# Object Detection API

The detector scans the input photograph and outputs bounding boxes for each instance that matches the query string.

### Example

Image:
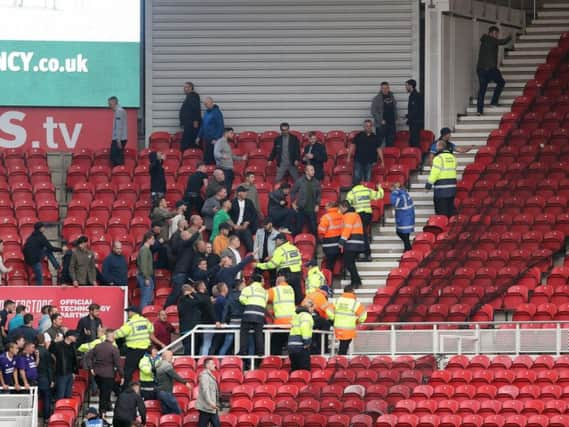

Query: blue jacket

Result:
[198,105,224,142]
[102,253,128,286]
[390,188,415,233]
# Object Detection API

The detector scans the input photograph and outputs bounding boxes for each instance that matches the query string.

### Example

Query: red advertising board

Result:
[0,286,127,329]
[0,107,138,151]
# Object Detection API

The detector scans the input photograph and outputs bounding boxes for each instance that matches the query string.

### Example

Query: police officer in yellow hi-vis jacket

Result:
[115,306,157,388]
[426,140,457,217]
[305,260,327,295]
[287,299,315,371]
[256,233,303,304]
[346,179,384,262]
[238,274,268,358]
[326,286,367,355]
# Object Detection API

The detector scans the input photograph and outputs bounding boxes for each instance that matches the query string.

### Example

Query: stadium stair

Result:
[348,1,569,305]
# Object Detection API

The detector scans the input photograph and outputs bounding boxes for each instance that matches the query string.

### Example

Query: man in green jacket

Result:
[137,232,155,311]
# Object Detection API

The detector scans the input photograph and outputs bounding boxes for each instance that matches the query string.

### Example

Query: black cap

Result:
[236,186,248,193]
[273,233,288,241]
[75,235,88,245]
[34,222,44,231]
[305,260,318,267]
[251,273,264,283]
[124,306,141,314]
[175,200,186,208]
[86,407,98,415]
[440,127,452,136]
[65,330,79,338]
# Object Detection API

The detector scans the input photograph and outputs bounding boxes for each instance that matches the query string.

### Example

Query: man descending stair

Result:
[318,201,344,272]
[427,128,473,165]
[326,286,367,355]
[346,180,384,262]
[425,141,457,218]
[390,182,415,252]
[338,201,364,288]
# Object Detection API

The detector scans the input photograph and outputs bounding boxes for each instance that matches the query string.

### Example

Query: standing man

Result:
[338,201,364,288]
[391,182,415,252]
[112,382,146,427]
[214,127,247,193]
[108,96,128,167]
[291,164,321,237]
[428,127,473,165]
[202,187,227,232]
[76,303,103,346]
[256,234,303,304]
[287,299,314,371]
[198,97,224,165]
[269,122,301,182]
[305,260,328,295]
[156,350,192,415]
[149,152,167,206]
[239,171,262,217]
[476,26,512,115]
[16,341,38,388]
[69,236,97,286]
[179,82,201,151]
[268,183,295,232]
[138,347,160,400]
[348,120,384,185]
[102,241,128,286]
[326,286,367,355]
[85,329,123,417]
[137,232,156,311]
[0,300,15,342]
[346,181,384,262]
[230,186,258,252]
[238,274,268,359]
[253,218,278,262]
[371,82,398,147]
[185,162,208,215]
[115,306,155,388]
[302,131,328,181]
[23,222,61,286]
[405,79,424,148]
[426,140,457,217]
[169,201,187,239]
[205,169,226,199]
[196,358,221,427]
[267,276,296,355]
[44,312,65,348]
[50,330,79,399]
[318,202,343,272]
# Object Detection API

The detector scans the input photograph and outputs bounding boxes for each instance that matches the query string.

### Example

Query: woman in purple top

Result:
[16,342,38,387]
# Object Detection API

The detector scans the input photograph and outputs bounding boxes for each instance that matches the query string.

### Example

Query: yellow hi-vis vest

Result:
[257,241,302,273]
[287,310,314,352]
[305,266,327,294]
[272,284,296,323]
[326,294,367,340]
[239,281,268,323]
[115,313,153,350]
[138,353,159,383]
[426,151,457,198]
[77,337,118,353]
[346,184,384,214]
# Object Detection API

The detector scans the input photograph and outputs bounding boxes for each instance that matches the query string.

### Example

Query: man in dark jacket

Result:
[149,151,166,206]
[156,350,192,414]
[476,26,512,115]
[214,254,254,292]
[269,122,301,182]
[371,81,398,147]
[198,97,224,165]
[230,186,258,252]
[291,164,321,236]
[268,183,295,231]
[179,82,201,151]
[23,222,61,286]
[178,284,202,355]
[69,235,97,286]
[102,241,128,286]
[302,131,328,181]
[112,382,146,427]
[50,330,78,399]
[76,304,103,346]
[405,79,424,148]
[185,162,208,215]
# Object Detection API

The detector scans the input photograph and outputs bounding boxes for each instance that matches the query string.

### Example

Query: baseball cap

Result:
[440,127,452,136]
[86,407,98,415]
[124,306,141,315]
[272,233,288,241]
[236,186,248,193]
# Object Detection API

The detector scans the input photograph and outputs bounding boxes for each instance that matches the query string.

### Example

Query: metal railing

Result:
[0,387,38,427]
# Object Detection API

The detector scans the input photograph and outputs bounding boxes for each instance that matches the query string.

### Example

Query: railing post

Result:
[390,324,396,357]
[475,324,481,355]
[264,329,271,356]
[433,324,439,356]
[515,323,521,355]
[556,323,562,356]
[191,331,196,356]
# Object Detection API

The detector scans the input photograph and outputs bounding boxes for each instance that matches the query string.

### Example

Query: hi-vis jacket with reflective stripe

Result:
[318,207,343,250]
[339,211,365,253]
[138,352,160,383]
[305,266,327,294]
[256,241,302,273]
[303,288,331,320]
[239,281,268,324]
[346,184,384,214]
[425,151,457,198]
[326,293,367,340]
[267,282,296,325]
[115,314,154,350]
[390,188,415,233]
[287,307,314,353]
[77,336,118,353]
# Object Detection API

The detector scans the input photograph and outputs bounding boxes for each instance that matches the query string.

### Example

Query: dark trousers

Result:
[203,140,215,165]
[222,169,234,194]
[113,419,132,427]
[55,374,73,399]
[477,68,505,113]
[96,376,115,414]
[434,196,456,218]
[295,210,317,236]
[270,331,289,355]
[239,321,264,356]
[181,124,199,151]
[123,348,146,388]
[377,122,396,147]
[38,377,52,419]
[359,212,372,257]
[312,316,332,354]
[343,251,362,286]
[198,410,221,427]
[323,247,340,272]
[397,231,412,251]
[338,339,352,355]
[408,121,423,148]
[164,273,187,308]
[353,161,373,185]
[110,140,127,167]
[185,194,205,217]
[234,228,254,252]
[289,350,311,372]
[270,207,296,230]
[285,271,303,304]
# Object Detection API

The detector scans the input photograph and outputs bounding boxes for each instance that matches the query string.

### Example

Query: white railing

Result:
[0,387,37,427]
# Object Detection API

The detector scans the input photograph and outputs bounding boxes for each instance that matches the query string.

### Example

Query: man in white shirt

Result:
[108,96,128,167]
[169,201,188,239]
[230,186,257,252]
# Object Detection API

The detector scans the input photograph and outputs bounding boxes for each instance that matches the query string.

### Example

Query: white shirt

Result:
[169,213,184,238]
[229,247,242,279]
[236,199,246,225]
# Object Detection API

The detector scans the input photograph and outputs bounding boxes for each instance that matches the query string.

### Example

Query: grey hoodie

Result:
[371,91,398,127]
[214,137,241,170]
[155,359,186,393]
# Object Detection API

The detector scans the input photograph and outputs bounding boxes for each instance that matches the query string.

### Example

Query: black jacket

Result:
[149,152,166,194]
[268,189,289,215]
[214,255,254,291]
[178,293,202,332]
[223,290,245,323]
[477,34,511,70]
[23,230,61,266]
[407,90,424,124]
[179,92,201,127]
[113,387,146,424]
[76,315,103,346]
[230,198,258,230]
[269,135,301,166]
[172,232,201,275]
[302,143,328,180]
[196,293,216,325]
[49,340,78,376]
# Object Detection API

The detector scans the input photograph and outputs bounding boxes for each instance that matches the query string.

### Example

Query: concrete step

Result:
[533,18,569,24]
[513,41,558,49]
[454,123,501,131]
[500,65,540,72]
[542,2,569,9]
[519,34,564,41]
[466,106,510,115]
[469,98,516,106]
[502,57,548,65]
[507,50,549,57]
[526,25,569,34]
[458,114,502,123]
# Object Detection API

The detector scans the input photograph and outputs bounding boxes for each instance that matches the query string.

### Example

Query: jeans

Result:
[32,263,44,286]
[123,348,146,388]
[295,210,317,237]
[157,390,182,415]
[198,410,220,427]
[38,377,52,419]
[137,274,154,311]
[477,68,505,113]
[222,169,234,194]
[200,332,214,355]
[218,329,255,356]
[239,322,264,356]
[164,273,187,308]
[203,140,216,165]
[353,161,372,185]
[32,250,61,286]
[55,374,73,399]
[269,207,296,230]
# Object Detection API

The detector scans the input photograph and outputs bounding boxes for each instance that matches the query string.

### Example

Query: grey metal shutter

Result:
[146,0,419,134]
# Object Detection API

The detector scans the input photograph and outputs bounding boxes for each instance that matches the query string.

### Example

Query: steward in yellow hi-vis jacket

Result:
[326,286,367,355]
[426,140,457,218]
[238,274,268,357]
[287,299,315,371]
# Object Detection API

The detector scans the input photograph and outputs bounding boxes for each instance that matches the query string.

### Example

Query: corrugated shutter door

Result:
[146,0,419,134]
